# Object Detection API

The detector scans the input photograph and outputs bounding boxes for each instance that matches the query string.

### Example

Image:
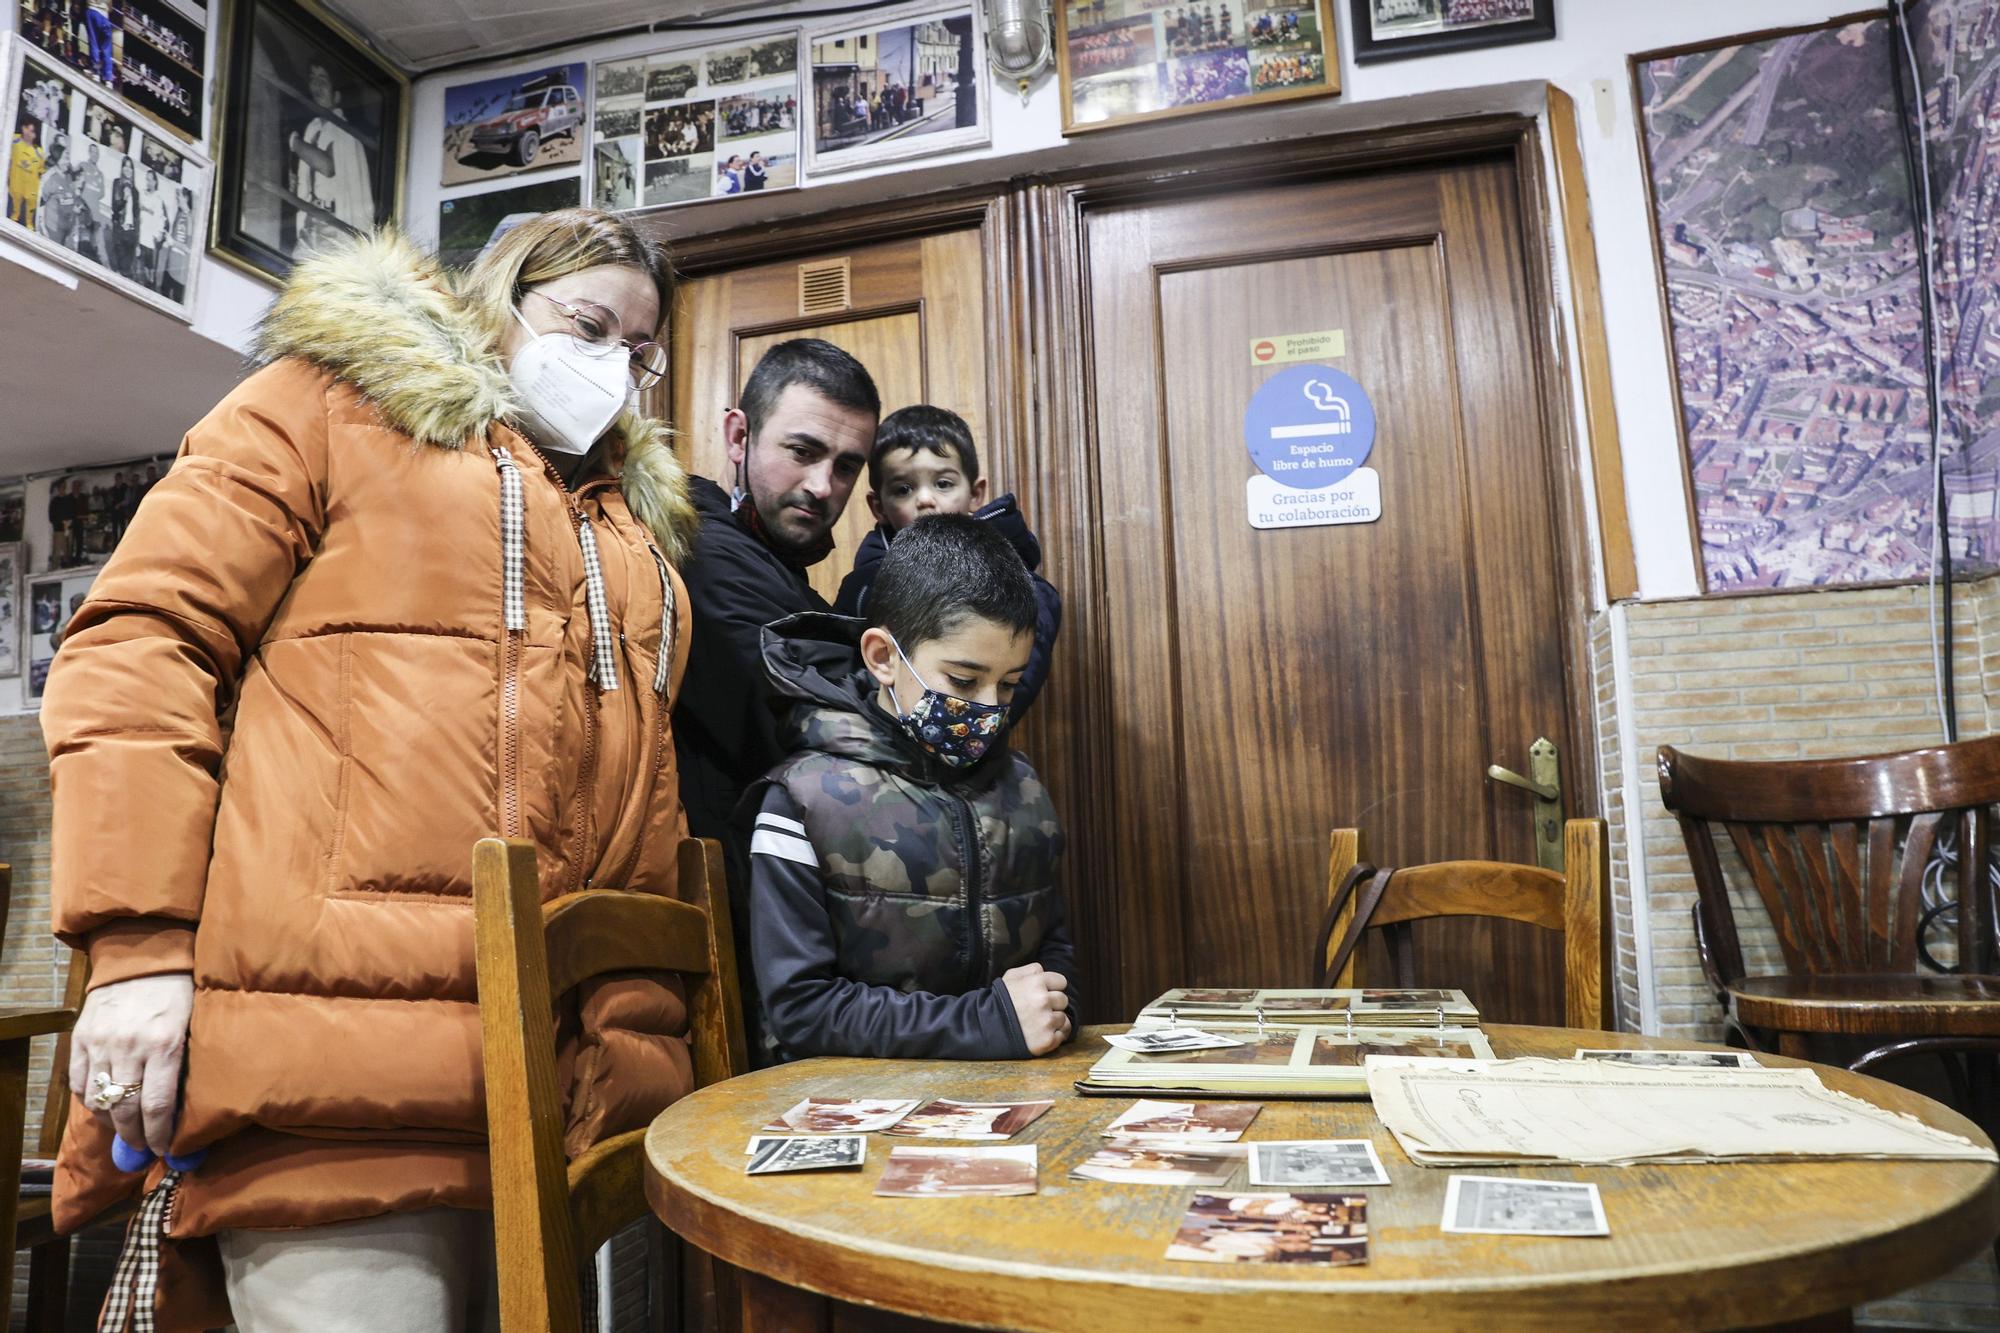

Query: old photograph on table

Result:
[1249,1140,1392,1187]
[881,1098,1053,1140]
[804,1,987,177]
[439,62,585,185]
[16,0,208,141]
[761,1096,919,1134]
[746,1134,866,1174]
[1071,1141,1243,1187]
[1103,1099,1261,1141]
[26,566,97,702]
[1165,1191,1369,1265]
[1575,1049,1759,1069]
[875,1145,1037,1197]
[590,31,800,212]
[213,0,406,283]
[4,43,209,320]
[1441,1176,1608,1236]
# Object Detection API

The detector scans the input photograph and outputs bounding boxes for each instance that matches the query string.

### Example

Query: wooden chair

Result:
[13,947,97,1333]
[1316,821,1610,1029]
[1657,741,2000,1125]
[475,836,747,1333]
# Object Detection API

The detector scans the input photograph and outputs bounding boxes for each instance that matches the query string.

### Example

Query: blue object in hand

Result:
[111,1136,206,1174]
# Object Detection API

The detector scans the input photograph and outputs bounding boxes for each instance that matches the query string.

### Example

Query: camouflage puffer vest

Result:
[766,706,1066,998]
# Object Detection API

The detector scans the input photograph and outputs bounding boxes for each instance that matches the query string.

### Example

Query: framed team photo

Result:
[1057,0,1338,135]
[211,0,408,284]
[4,38,209,320]
[804,2,988,176]
[1347,0,1555,65]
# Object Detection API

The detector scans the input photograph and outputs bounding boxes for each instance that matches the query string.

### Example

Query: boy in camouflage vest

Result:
[747,515,1079,1063]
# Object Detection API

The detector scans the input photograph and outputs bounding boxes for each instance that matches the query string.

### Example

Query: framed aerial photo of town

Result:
[804,2,987,175]
[1347,0,1553,65]
[590,30,799,210]
[1632,12,1975,591]
[1058,0,1336,135]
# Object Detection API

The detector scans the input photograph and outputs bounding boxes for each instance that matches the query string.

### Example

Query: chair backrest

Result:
[38,950,91,1159]
[1658,740,2000,984]
[474,836,746,1333]
[1317,821,1609,1029]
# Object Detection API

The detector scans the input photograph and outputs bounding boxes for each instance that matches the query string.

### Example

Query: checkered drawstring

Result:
[491,447,527,632]
[97,1169,181,1333]
[650,549,675,699]
[575,520,619,692]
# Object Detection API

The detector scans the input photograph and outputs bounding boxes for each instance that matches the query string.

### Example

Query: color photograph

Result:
[1165,1192,1370,1265]
[439,63,585,185]
[874,1145,1038,1197]
[1060,0,1334,133]
[15,0,207,140]
[762,1097,920,1134]
[1103,1100,1262,1140]
[806,3,988,175]
[435,175,579,269]
[1072,1141,1243,1186]
[880,1099,1053,1140]
[591,137,637,210]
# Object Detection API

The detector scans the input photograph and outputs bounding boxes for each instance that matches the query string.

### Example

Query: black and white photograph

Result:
[0,484,23,544]
[439,63,584,185]
[806,3,988,176]
[592,137,637,210]
[746,1134,867,1174]
[5,46,210,320]
[39,458,168,570]
[1574,1049,1760,1069]
[644,100,715,160]
[213,0,407,283]
[1348,0,1553,64]
[15,0,209,140]
[0,543,20,678]
[1104,1027,1251,1054]
[643,57,700,103]
[1441,1177,1609,1236]
[26,566,98,702]
[1249,1141,1392,1188]
[642,154,709,207]
[435,175,579,270]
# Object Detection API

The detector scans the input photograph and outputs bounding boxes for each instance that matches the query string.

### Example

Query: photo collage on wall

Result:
[15,0,207,141]
[1059,0,1335,133]
[591,32,800,212]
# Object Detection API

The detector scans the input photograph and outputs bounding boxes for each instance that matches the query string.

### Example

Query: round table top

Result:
[643,1024,2000,1331]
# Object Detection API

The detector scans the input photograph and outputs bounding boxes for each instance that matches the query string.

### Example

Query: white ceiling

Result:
[324,0,786,72]
[0,259,246,476]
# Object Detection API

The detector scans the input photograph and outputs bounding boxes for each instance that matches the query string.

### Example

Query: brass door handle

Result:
[1485,764,1557,802]
[1485,737,1563,871]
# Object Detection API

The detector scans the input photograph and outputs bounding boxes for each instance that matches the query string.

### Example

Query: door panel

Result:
[1085,157,1573,1022]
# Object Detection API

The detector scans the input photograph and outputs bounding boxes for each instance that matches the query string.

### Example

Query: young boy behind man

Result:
[833,405,1062,719]
[750,516,1078,1062]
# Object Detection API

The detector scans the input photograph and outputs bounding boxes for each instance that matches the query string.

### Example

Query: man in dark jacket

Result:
[673,339,879,893]
[833,405,1062,719]
[748,517,1078,1063]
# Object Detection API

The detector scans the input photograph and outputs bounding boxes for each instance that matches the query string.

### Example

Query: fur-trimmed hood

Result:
[253,230,695,564]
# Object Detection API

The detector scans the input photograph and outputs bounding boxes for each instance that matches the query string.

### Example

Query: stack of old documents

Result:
[1364,1057,1998,1165]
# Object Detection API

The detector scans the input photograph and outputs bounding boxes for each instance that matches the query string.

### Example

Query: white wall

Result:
[406,0,1866,603]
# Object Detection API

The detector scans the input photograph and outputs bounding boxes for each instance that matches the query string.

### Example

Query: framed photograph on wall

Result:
[804,2,988,176]
[436,175,580,270]
[0,484,22,544]
[1347,0,1555,65]
[440,61,587,187]
[212,0,408,284]
[14,0,208,141]
[1057,0,1338,136]
[0,544,20,679]
[26,566,98,703]
[3,39,210,321]
[590,31,800,212]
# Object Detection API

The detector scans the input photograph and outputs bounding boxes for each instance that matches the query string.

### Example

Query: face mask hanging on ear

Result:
[887,635,1009,769]
[507,305,633,455]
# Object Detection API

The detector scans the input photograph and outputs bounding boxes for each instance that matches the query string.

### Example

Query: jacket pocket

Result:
[825,885,968,994]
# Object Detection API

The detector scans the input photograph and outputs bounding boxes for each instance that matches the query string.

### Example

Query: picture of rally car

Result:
[467,80,582,168]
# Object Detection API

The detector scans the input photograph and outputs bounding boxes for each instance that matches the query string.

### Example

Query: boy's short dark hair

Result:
[868,515,1035,650]
[868,404,980,493]
[739,338,881,440]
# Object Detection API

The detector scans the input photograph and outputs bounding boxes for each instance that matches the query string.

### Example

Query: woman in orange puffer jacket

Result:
[43,208,699,1332]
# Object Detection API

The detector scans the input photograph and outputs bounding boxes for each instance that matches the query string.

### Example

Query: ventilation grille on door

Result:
[798,258,852,317]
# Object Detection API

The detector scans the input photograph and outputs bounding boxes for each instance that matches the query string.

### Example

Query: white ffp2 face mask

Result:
[507,305,633,455]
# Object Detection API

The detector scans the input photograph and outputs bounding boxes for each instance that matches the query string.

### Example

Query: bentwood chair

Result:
[1658,742,2000,1132]
[1317,821,1610,1030]
[474,836,747,1333]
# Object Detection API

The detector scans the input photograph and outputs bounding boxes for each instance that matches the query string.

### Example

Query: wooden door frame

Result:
[645,111,1603,1004]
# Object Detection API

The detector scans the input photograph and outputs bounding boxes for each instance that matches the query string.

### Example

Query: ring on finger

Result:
[87,1070,140,1111]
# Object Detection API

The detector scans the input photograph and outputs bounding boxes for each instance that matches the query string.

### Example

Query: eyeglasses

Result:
[528,290,668,391]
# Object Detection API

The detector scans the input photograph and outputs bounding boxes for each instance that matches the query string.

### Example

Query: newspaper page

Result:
[1364,1058,1997,1166]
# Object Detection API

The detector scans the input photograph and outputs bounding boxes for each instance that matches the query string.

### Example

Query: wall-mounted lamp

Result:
[987,0,1052,104]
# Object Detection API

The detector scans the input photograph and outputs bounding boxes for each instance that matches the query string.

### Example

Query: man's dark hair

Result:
[868,515,1035,650]
[868,404,980,493]
[739,338,881,441]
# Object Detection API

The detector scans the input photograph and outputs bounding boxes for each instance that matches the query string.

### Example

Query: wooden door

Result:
[1082,155,1581,1022]
[668,230,992,604]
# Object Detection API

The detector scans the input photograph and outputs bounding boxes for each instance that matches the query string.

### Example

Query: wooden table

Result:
[0,1007,77,1333]
[644,1025,2000,1331]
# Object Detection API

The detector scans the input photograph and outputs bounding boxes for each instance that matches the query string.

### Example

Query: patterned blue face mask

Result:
[888,636,1008,768]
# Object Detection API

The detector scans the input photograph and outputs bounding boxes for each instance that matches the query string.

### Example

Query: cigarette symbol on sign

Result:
[1271,379,1353,438]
